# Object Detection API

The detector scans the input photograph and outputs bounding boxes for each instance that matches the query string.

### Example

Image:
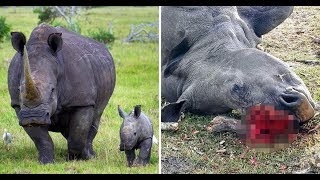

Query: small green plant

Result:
[68,18,81,34]
[51,21,66,28]
[33,7,81,34]
[0,16,11,43]
[33,7,58,24]
[88,28,115,49]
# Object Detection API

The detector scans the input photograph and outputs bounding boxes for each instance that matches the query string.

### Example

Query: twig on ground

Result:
[294,60,320,65]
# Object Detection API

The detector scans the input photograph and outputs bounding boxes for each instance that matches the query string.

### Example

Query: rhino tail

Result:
[152,135,158,145]
[161,99,187,122]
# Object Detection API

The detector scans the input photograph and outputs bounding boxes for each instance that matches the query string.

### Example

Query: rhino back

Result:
[56,27,116,109]
[161,6,260,67]
[161,6,261,102]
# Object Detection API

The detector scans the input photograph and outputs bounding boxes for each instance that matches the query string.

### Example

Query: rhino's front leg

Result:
[24,126,54,164]
[125,149,136,167]
[67,106,94,161]
[135,138,152,166]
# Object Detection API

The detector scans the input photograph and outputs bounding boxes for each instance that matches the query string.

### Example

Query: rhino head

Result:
[10,30,62,127]
[212,49,316,124]
[118,105,142,151]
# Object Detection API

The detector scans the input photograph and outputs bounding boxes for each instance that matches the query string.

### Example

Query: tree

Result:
[33,6,84,33]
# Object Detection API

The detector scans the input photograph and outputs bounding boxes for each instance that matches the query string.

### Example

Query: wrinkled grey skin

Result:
[8,23,116,164]
[161,6,316,124]
[118,105,153,167]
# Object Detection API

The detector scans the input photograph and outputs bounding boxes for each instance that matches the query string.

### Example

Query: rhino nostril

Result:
[282,95,298,104]
[280,93,301,108]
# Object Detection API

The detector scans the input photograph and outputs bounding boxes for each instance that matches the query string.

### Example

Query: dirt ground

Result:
[161,6,320,174]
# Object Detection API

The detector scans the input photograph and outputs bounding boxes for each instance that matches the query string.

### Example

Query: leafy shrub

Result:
[51,21,66,28]
[33,7,81,34]
[33,7,58,24]
[88,28,115,49]
[0,16,11,43]
[68,19,81,34]
[51,20,81,34]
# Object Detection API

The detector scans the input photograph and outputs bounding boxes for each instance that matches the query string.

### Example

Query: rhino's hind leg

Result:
[67,106,94,161]
[24,127,54,164]
[135,138,152,166]
[83,115,102,159]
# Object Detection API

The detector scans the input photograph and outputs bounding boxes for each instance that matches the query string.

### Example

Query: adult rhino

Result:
[8,23,116,164]
[161,7,316,128]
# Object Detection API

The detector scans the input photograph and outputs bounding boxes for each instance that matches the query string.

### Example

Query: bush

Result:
[33,7,58,24]
[68,19,81,34]
[0,16,11,43]
[51,21,66,28]
[88,28,115,49]
[33,7,81,34]
[51,20,81,34]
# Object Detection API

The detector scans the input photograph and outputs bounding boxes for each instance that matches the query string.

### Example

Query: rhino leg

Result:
[125,149,136,167]
[24,127,54,164]
[83,115,102,159]
[67,106,94,161]
[135,138,152,166]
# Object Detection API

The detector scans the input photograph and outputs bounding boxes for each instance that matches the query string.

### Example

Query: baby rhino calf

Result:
[118,105,154,167]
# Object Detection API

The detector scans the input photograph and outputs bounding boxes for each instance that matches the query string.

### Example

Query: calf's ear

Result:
[161,99,187,122]
[48,33,63,54]
[134,105,141,118]
[11,32,26,54]
[118,105,127,119]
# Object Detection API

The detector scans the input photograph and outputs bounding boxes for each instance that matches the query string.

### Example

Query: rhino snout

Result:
[19,110,51,127]
[279,90,315,123]
[119,142,135,151]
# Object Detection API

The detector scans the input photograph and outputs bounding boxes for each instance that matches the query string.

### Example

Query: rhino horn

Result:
[23,46,41,103]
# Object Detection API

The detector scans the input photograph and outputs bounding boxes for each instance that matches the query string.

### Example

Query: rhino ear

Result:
[134,105,141,118]
[118,105,127,119]
[161,99,187,122]
[11,32,26,54]
[48,33,63,54]
[237,6,294,37]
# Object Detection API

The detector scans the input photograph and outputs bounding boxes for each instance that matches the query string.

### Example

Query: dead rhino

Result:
[161,7,316,131]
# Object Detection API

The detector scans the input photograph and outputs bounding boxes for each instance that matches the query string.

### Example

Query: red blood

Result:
[242,105,298,148]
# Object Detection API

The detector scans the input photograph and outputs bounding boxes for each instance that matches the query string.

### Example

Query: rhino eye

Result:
[232,84,241,93]
[134,132,136,136]
[231,84,247,99]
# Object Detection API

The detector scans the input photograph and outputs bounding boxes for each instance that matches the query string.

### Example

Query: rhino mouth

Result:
[18,110,51,127]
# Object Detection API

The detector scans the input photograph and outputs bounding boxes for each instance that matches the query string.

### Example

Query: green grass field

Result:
[161,6,320,174]
[0,6,159,174]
